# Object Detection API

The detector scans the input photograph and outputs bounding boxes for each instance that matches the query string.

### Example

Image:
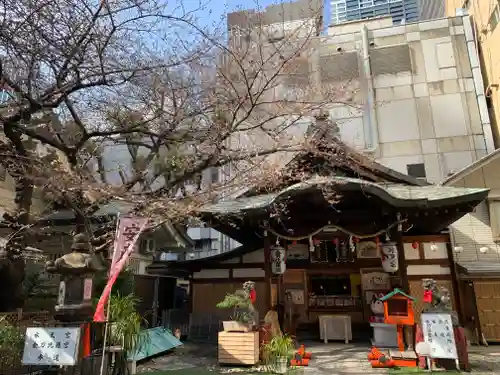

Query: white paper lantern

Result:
[271,247,286,274]
[380,242,399,273]
[453,246,463,253]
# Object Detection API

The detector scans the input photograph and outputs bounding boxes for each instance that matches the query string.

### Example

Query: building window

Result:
[210,167,219,183]
[139,238,155,254]
[489,3,500,32]
[407,163,426,180]
[310,276,352,296]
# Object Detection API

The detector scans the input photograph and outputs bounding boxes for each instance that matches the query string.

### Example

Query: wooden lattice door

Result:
[474,281,500,342]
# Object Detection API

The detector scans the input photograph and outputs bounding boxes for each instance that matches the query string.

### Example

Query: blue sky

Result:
[179,0,329,30]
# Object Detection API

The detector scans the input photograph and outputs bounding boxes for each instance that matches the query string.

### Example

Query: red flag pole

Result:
[97,216,147,375]
[98,214,121,375]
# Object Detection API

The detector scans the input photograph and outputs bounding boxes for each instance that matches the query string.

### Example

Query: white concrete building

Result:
[322,15,494,182]
[226,13,494,184]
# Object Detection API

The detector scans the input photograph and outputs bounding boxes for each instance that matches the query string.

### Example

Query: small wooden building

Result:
[148,139,488,337]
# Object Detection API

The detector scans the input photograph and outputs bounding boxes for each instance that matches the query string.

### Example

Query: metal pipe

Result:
[361,24,379,153]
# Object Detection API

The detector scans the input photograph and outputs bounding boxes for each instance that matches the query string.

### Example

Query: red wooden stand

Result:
[369,289,418,368]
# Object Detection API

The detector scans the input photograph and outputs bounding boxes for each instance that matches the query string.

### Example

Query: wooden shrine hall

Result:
[147,137,489,340]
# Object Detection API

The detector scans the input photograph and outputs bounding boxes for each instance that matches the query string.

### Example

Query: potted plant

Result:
[108,293,147,353]
[97,293,148,375]
[262,334,295,374]
[216,290,254,332]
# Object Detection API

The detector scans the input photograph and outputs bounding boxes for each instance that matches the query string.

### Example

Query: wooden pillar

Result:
[152,276,159,326]
[393,229,409,293]
[188,276,194,314]
[263,229,272,312]
[446,241,463,325]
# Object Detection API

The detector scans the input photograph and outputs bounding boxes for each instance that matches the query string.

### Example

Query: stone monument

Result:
[421,278,458,325]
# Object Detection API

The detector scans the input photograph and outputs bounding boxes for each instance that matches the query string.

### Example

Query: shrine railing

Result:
[308,295,362,310]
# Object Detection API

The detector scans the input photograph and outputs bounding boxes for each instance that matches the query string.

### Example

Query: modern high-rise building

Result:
[330,0,445,26]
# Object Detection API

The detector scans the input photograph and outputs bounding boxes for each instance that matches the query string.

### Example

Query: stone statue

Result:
[45,233,102,275]
[422,278,458,325]
[243,281,258,326]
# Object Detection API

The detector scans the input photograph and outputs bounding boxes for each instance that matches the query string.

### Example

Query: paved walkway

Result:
[137,341,500,374]
[298,342,387,375]
[468,345,500,373]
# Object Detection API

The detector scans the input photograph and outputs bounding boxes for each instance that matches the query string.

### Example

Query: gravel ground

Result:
[137,341,500,374]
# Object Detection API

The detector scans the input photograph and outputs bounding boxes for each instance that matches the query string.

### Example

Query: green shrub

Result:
[0,317,24,369]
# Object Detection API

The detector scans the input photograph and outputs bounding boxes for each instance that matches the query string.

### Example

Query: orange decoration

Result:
[412,241,419,249]
[82,323,91,357]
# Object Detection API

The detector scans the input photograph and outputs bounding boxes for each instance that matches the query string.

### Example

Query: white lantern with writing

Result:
[380,242,399,273]
[271,246,286,275]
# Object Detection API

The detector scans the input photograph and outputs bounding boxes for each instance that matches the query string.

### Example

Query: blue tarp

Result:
[128,327,182,362]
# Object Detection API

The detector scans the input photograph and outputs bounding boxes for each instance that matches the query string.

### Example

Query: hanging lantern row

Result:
[411,241,438,251]
[452,245,488,253]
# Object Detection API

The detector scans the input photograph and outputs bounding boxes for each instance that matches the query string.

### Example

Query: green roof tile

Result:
[378,288,416,302]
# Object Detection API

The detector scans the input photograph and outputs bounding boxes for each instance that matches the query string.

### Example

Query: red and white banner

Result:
[93,216,148,322]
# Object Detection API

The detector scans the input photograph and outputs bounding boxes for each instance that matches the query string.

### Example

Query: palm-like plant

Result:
[262,334,295,374]
[107,293,148,354]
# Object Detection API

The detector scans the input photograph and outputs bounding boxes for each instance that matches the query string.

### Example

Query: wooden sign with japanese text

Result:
[421,313,457,360]
[361,271,391,291]
[22,327,80,366]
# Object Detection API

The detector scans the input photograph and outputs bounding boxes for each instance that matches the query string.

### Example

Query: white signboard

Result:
[421,313,457,360]
[22,327,81,366]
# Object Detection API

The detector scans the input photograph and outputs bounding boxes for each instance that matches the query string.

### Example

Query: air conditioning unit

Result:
[139,238,155,254]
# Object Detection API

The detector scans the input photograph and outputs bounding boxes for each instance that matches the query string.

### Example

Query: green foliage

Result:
[93,268,135,297]
[22,268,43,297]
[216,291,251,309]
[216,290,253,323]
[0,317,24,369]
[108,293,149,354]
[22,264,53,298]
[262,334,295,372]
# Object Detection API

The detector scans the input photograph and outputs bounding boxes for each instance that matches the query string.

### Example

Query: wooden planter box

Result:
[218,331,259,365]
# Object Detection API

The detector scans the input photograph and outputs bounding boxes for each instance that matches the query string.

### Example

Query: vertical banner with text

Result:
[93,216,148,322]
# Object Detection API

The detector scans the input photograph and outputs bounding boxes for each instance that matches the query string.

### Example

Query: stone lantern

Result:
[45,233,101,322]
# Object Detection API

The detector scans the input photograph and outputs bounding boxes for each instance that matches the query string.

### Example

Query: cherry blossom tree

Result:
[0,0,354,310]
